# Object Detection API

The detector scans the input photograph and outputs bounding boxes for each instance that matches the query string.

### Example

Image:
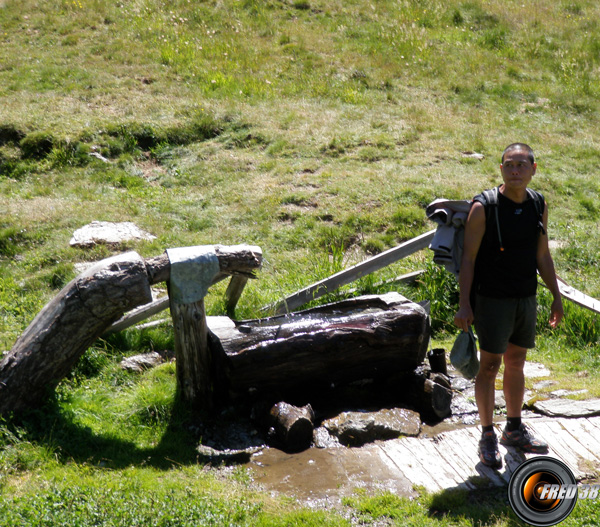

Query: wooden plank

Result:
[530,421,585,477]
[267,230,436,315]
[539,275,600,315]
[104,296,170,335]
[379,440,445,492]
[557,419,600,467]
[224,275,249,314]
[385,437,463,491]
[345,270,426,295]
[431,431,479,488]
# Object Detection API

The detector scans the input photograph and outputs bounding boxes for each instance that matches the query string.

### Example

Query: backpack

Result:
[426,187,545,278]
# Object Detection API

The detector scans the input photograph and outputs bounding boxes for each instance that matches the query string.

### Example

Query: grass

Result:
[2,0,600,525]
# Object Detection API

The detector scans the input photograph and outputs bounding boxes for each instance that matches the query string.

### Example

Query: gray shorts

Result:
[473,294,537,354]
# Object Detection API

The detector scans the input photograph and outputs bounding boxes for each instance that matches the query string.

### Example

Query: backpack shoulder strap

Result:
[473,187,504,251]
[526,188,546,235]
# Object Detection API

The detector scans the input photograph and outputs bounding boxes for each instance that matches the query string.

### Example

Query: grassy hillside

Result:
[1,0,600,525]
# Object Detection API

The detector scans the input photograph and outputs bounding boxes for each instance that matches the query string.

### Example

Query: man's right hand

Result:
[454,305,474,333]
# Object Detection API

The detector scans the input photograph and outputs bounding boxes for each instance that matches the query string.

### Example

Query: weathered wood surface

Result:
[0,252,152,414]
[171,298,214,412]
[267,230,435,315]
[379,416,600,492]
[210,293,430,397]
[267,402,315,453]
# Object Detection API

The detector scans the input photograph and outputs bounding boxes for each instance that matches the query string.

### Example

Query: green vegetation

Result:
[1,0,600,525]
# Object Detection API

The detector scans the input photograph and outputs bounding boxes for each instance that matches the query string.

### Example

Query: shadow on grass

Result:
[4,394,262,471]
[427,485,525,526]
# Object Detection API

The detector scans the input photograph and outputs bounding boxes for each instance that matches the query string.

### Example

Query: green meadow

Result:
[1,0,600,524]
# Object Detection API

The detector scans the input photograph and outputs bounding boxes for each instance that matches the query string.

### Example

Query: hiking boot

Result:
[500,423,549,454]
[478,431,502,468]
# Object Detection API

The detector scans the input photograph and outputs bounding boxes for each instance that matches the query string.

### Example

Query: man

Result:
[454,143,564,468]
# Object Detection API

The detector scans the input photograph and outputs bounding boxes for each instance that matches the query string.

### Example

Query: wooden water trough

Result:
[0,242,434,422]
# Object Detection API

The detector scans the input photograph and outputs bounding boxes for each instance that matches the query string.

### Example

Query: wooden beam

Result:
[267,230,435,315]
[540,275,600,315]
[225,275,249,315]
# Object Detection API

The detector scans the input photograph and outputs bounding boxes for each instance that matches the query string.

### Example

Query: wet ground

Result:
[193,360,600,508]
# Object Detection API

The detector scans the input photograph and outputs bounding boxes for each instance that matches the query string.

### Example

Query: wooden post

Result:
[167,245,262,413]
[170,298,213,412]
[225,275,249,316]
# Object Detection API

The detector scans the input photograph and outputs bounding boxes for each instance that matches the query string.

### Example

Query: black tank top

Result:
[473,189,540,298]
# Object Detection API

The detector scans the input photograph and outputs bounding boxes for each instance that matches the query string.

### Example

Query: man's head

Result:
[501,143,535,165]
[500,143,537,192]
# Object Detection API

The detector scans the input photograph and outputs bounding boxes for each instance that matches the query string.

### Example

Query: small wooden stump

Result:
[267,402,315,452]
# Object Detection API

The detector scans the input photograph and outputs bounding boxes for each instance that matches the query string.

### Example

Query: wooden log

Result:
[266,230,435,315]
[407,367,452,421]
[267,402,315,452]
[144,244,263,285]
[0,245,263,416]
[210,293,430,398]
[170,297,214,412]
[0,252,152,414]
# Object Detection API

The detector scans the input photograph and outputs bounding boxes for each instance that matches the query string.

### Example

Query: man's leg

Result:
[502,342,527,418]
[475,350,503,426]
[475,350,503,467]
[500,343,548,453]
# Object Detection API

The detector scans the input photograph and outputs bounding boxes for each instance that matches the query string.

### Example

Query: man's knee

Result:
[504,344,527,370]
[478,351,502,378]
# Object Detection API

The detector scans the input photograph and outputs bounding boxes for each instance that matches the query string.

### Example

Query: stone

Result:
[120,352,165,372]
[523,362,551,378]
[533,380,557,390]
[313,427,341,449]
[323,408,421,447]
[533,398,600,418]
[550,389,588,398]
[70,221,156,247]
[461,151,485,160]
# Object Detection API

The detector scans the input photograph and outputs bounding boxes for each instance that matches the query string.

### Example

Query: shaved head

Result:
[502,143,535,164]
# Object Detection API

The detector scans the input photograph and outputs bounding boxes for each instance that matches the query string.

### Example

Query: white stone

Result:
[70,221,156,247]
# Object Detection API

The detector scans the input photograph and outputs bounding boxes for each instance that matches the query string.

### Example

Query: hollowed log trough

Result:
[210,293,430,400]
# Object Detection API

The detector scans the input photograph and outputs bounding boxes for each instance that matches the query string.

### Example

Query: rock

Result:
[461,151,484,160]
[70,221,156,247]
[533,380,557,390]
[550,389,588,398]
[450,392,478,417]
[120,352,165,372]
[313,427,341,449]
[533,398,600,418]
[323,408,421,447]
[523,362,551,378]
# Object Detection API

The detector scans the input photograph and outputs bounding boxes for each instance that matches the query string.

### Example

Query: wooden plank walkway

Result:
[378,417,600,493]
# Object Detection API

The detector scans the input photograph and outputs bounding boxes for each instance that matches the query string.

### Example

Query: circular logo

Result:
[508,457,578,526]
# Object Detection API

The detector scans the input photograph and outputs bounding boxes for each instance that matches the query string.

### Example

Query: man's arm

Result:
[537,201,564,328]
[454,202,486,332]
